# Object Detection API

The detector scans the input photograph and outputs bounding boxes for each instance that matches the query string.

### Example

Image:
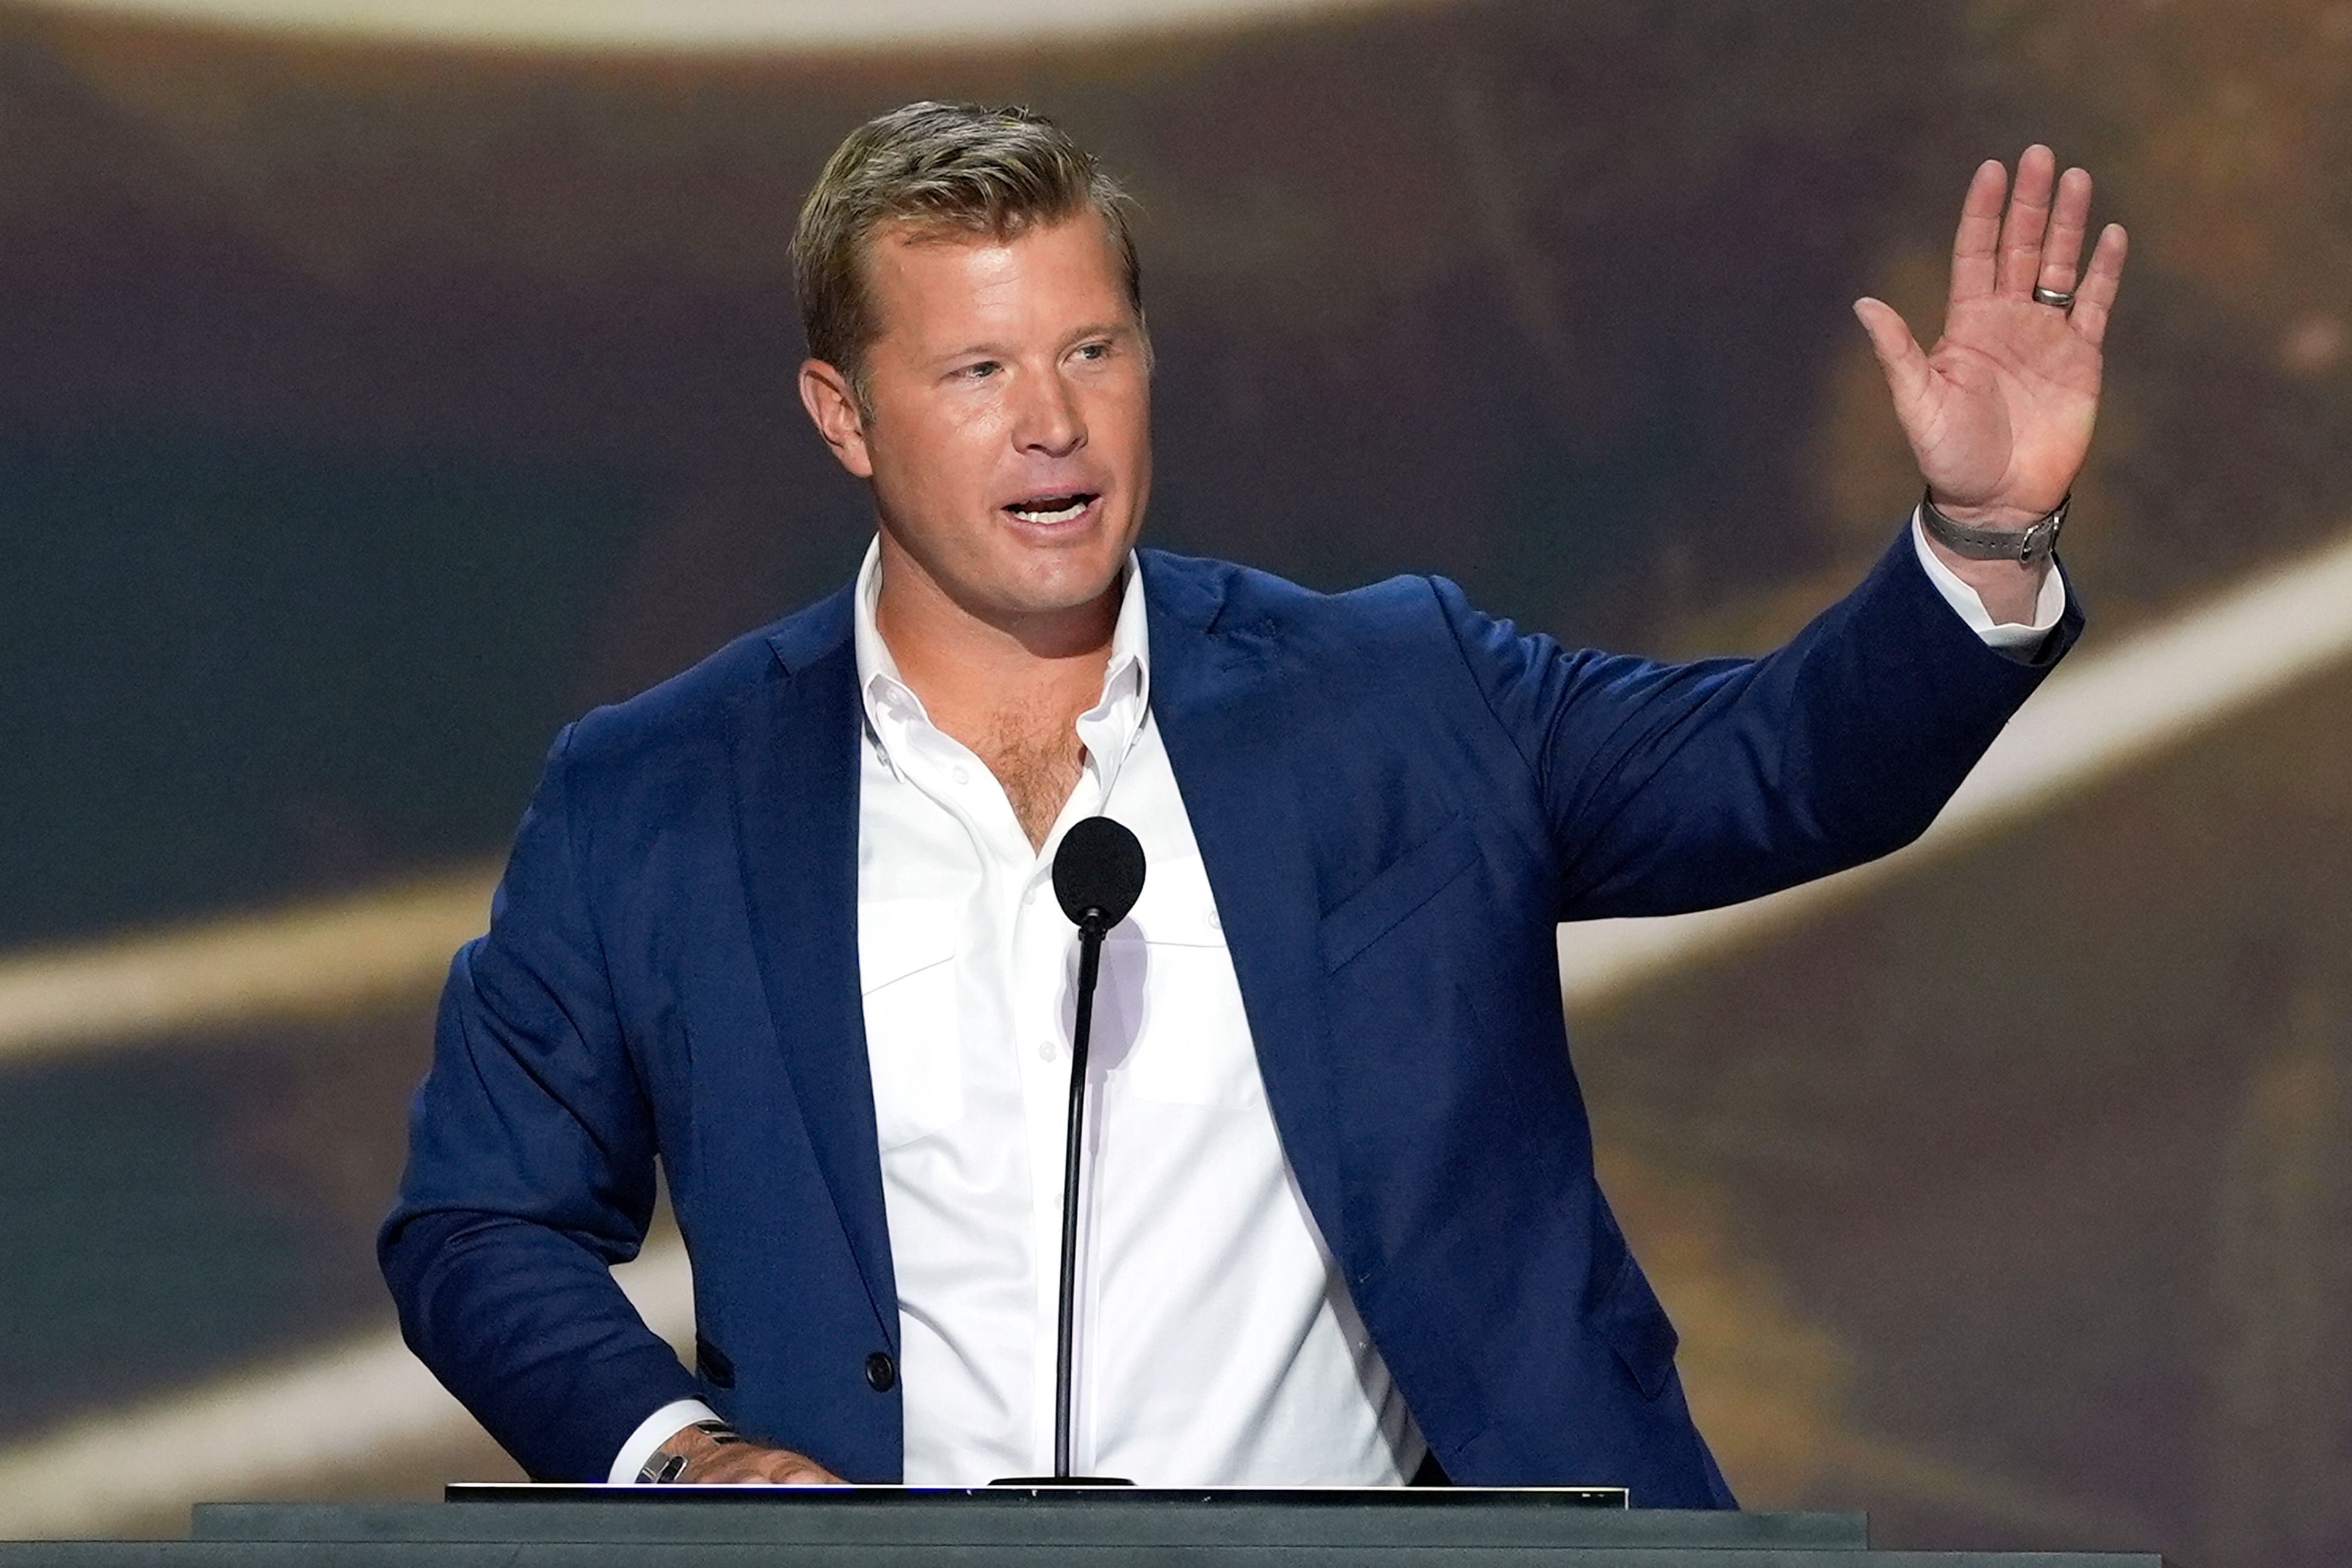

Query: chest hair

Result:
[971,702,1088,851]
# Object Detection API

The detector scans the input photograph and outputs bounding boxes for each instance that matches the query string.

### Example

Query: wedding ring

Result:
[2032,284,2076,311]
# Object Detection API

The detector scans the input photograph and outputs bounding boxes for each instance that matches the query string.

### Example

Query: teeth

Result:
[1009,497,1090,524]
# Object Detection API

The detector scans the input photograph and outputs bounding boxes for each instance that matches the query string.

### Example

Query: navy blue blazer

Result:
[381,530,2078,1502]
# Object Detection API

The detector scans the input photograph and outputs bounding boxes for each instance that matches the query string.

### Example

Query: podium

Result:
[0,1487,2177,1565]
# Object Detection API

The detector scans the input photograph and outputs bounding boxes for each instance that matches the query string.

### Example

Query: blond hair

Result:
[793,101,1145,405]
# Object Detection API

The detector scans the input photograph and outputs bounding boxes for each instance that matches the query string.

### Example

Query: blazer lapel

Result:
[1142,552,1346,1256]
[727,587,899,1348]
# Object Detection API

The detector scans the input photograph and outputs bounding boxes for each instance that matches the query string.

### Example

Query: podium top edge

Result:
[442,1483,1633,1507]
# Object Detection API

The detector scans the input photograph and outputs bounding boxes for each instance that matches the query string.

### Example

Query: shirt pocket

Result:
[858,897,963,1150]
[1111,857,1264,1110]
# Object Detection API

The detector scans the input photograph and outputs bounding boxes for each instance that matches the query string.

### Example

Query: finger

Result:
[2038,165,2093,298]
[2068,223,2129,347]
[1995,144,2057,298]
[1853,297,1934,412]
[761,1450,845,1484]
[1948,158,2007,306]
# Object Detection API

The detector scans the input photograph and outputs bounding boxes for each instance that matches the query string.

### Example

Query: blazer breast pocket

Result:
[1317,814,1481,974]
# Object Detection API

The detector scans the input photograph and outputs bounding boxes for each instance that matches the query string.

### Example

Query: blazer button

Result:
[865,1351,897,1392]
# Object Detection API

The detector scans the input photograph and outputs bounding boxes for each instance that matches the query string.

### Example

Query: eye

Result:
[956,360,1001,382]
[1074,340,1112,363]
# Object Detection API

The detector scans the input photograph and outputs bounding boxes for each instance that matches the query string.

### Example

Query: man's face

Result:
[803,210,1152,630]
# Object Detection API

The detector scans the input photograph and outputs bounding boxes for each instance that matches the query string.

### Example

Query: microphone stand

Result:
[994,818,1140,1489]
[1050,906,1109,1480]
[993,903,1131,1487]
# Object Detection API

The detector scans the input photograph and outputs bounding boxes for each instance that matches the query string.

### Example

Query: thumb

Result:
[1852,297,1934,414]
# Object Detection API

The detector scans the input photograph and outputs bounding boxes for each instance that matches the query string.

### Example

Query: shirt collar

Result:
[850,535,1152,786]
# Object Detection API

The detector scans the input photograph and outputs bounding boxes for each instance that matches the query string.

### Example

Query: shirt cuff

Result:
[607,1398,722,1485]
[1910,508,2068,650]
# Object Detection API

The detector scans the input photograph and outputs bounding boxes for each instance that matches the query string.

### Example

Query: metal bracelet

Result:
[638,1419,744,1483]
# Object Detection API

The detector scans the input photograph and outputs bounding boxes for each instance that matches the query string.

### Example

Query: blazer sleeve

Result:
[1434,524,2082,921]
[377,723,703,1482]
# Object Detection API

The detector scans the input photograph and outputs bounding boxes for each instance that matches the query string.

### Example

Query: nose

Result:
[1012,364,1086,459]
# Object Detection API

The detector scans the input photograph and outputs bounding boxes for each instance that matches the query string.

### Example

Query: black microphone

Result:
[993,815,1144,1488]
[1052,812,1147,935]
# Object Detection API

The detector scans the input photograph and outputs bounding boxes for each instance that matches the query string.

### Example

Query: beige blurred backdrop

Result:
[1,2,2348,1564]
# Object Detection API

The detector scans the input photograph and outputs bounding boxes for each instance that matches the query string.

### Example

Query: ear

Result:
[798,358,875,480]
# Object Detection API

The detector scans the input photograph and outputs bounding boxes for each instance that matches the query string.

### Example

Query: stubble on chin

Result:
[879,532,1115,636]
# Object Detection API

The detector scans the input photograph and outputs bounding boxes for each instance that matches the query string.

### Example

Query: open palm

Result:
[1855,146,2128,530]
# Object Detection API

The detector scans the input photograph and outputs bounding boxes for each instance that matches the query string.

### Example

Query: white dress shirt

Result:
[609,517,2064,1484]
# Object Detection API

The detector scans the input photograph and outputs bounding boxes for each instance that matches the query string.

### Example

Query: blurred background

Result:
[1,0,2348,1562]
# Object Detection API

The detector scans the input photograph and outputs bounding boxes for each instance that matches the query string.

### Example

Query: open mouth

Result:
[1003,492,1099,526]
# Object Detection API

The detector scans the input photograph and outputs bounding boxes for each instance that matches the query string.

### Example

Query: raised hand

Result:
[1854,145,2128,533]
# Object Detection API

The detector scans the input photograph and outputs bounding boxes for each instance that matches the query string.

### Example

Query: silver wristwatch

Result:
[1920,490,2068,568]
[638,1418,745,1483]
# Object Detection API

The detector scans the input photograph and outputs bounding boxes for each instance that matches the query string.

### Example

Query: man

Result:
[381,102,2125,1504]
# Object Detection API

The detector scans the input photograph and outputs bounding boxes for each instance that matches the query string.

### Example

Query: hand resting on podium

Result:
[650,1420,843,1485]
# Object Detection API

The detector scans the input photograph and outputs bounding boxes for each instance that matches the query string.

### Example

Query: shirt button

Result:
[865,1351,897,1392]
[1038,1040,1058,1061]
[952,764,972,785]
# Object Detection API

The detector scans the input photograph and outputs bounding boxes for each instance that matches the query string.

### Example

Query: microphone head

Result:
[1053,816,1147,931]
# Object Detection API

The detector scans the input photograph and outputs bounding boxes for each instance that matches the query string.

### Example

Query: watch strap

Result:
[1920,490,2068,567]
